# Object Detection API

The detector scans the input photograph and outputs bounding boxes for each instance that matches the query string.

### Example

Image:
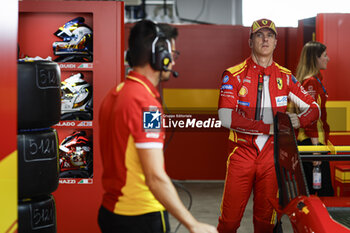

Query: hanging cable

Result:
[174,0,214,25]
[158,77,193,233]
[163,0,167,17]
[141,0,147,19]
[158,78,176,152]
[194,0,206,21]
[171,180,193,233]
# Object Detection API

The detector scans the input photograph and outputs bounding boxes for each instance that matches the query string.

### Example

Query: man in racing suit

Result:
[217,18,320,233]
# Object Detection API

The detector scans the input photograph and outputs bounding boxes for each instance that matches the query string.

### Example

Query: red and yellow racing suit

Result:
[217,57,320,233]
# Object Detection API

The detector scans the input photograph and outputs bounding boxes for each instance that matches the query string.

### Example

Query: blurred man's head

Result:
[127,20,178,81]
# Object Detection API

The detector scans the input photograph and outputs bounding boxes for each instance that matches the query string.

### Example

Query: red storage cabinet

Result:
[335,165,350,197]
[19,1,124,232]
[0,1,18,232]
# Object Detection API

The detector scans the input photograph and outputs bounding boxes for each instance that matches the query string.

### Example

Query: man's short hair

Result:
[127,20,178,68]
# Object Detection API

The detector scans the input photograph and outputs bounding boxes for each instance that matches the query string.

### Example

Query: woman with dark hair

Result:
[296,41,334,196]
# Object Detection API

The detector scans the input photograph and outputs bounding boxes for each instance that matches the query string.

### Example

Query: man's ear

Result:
[248,39,253,48]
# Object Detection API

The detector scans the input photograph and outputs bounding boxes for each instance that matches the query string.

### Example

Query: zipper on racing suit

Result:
[253,73,264,155]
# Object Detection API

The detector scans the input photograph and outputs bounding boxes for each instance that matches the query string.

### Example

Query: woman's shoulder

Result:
[302,75,317,85]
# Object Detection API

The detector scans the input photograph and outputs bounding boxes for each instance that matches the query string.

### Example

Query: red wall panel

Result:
[125,24,298,89]
[0,1,18,232]
[317,13,350,101]
[0,4,17,162]
[316,14,350,184]
[125,23,299,180]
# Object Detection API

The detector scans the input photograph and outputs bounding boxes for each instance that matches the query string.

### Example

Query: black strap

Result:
[255,74,264,120]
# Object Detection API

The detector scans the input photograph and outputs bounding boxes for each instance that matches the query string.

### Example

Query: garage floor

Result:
[168,181,294,233]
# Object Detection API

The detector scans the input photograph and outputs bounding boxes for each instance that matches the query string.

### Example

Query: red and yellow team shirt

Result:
[99,71,165,215]
[298,75,330,144]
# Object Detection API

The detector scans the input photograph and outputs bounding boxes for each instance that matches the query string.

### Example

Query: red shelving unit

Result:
[19,1,124,232]
[0,1,18,232]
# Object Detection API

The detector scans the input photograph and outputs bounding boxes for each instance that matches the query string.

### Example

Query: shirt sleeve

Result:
[127,97,164,149]
[218,71,270,135]
[287,75,320,129]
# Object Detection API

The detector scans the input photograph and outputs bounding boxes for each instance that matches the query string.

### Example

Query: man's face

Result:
[250,28,277,57]
[160,39,176,81]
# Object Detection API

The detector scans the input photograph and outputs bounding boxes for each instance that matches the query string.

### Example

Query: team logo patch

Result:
[275,96,288,107]
[291,75,298,84]
[223,75,229,83]
[143,109,161,129]
[238,100,250,106]
[146,132,160,138]
[238,86,248,97]
[221,84,233,90]
[277,78,283,90]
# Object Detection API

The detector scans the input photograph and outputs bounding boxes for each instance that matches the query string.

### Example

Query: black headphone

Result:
[151,23,172,71]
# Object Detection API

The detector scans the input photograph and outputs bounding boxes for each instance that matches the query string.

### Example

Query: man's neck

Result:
[252,53,273,68]
[133,65,160,87]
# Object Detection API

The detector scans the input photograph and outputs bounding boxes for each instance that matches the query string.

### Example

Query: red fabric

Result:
[217,57,320,232]
[218,138,277,233]
[302,76,329,141]
[218,57,319,134]
[98,71,164,213]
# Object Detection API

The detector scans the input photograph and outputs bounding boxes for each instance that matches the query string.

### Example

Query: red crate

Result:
[335,165,350,197]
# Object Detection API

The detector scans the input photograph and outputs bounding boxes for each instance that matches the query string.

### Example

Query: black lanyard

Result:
[255,73,264,120]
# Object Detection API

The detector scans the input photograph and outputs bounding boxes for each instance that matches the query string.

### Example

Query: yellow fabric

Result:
[228,130,237,142]
[0,151,17,233]
[270,191,279,224]
[317,95,325,144]
[274,63,291,75]
[114,135,165,215]
[298,91,326,144]
[116,82,125,92]
[220,146,239,213]
[226,60,247,76]
[160,210,166,232]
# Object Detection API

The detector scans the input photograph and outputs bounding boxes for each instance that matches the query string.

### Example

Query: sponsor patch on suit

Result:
[275,96,287,107]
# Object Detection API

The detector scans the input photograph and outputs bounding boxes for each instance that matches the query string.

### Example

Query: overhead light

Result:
[123,0,142,6]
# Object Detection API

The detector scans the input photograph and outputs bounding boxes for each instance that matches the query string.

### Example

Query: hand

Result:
[269,124,274,135]
[189,222,218,233]
[286,112,300,129]
[311,138,322,165]
[313,160,322,166]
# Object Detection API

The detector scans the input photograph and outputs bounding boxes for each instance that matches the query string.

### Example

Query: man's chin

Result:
[160,74,171,82]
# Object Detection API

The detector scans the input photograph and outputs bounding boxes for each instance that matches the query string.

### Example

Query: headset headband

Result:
[151,23,172,65]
